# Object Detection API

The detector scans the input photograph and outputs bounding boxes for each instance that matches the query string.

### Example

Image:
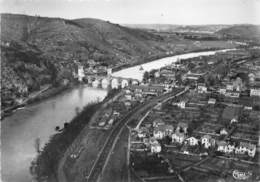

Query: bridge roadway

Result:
[86,87,189,182]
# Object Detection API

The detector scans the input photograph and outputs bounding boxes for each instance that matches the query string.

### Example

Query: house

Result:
[172,132,185,144]
[201,135,215,149]
[124,101,132,108]
[217,141,227,152]
[219,88,226,94]
[175,101,186,109]
[235,142,256,157]
[137,127,149,138]
[208,98,216,105]
[153,124,174,139]
[186,137,199,146]
[197,83,207,93]
[151,142,162,153]
[176,122,188,133]
[125,94,132,101]
[250,88,260,97]
[153,118,165,127]
[217,141,234,153]
[92,79,100,88]
[230,117,238,124]
[129,85,165,96]
[224,91,240,98]
[220,128,228,135]
[233,77,244,92]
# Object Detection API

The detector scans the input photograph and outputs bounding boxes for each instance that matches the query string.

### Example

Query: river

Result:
[1,49,231,182]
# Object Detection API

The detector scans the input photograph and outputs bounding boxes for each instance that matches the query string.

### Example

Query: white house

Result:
[235,142,256,157]
[208,98,216,105]
[78,65,85,82]
[220,128,228,135]
[250,88,260,97]
[201,135,215,149]
[217,141,227,152]
[151,142,162,153]
[219,88,226,94]
[230,117,238,124]
[186,137,199,146]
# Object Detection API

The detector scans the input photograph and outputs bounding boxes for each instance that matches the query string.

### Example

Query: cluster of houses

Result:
[135,119,256,158]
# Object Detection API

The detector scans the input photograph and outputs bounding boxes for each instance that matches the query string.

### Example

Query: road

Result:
[86,88,188,182]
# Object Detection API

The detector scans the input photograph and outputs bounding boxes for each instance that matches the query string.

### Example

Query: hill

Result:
[0,13,168,109]
[216,25,260,42]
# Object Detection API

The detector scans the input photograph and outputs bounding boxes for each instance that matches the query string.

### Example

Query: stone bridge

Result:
[85,75,139,89]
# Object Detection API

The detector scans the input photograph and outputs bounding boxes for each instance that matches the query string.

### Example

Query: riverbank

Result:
[1,83,77,120]
[32,89,119,182]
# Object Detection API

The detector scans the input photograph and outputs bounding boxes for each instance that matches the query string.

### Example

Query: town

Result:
[60,47,260,182]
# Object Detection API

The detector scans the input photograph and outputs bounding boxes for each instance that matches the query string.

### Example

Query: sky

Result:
[0,0,260,25]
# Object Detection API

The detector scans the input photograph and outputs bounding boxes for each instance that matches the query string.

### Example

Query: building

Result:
[101,78,109,89]
[235,142,256,157]
[217,141,235,154]
[153,118,165,127]
[176,122,188,133]
[186,137,199,146]
[220,128,228,135]
[107,68,112,76]
[137,127,149,138]
[92,79,100,88]
[217,141,228,152]
[78,65,85,82]
[197,83,207,93]
[129,85,165,96]
[250,88,260,97]
[153,124,174,139]
[151,142,162,153]
[208,98,216,105]
[172,132,185,144]
[224,91,240,98]
[201,135,215,149]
